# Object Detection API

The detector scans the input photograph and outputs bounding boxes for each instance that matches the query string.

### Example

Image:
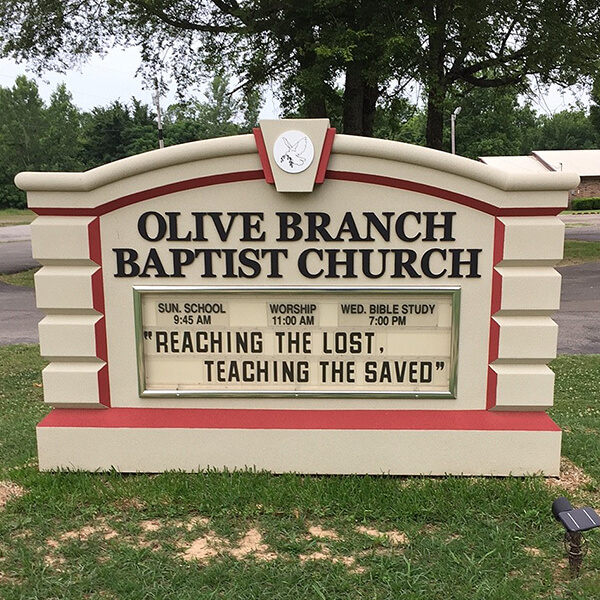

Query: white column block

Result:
[34,266,100,311]
[42,362,107,408]
[495,316,558,361]
[500,217,565,263]
[39,314,104,359]
[491,363,555,410]
[496,267,562,312]
[30,216,97,263]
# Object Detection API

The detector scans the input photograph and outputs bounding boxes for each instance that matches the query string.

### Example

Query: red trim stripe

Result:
[486,367,498,411]
[87,218,102,265]
[252,129,275,184]
[486,217,505,409]
[493,218,506,265]
[488,318,501,364]
[491,270,503,316]
[32,171,266,217]
[31,170,564,219]
[315,128,336,184]
[37,408,560,431]
[97,366,111,408]
[325,171,562,217]
[94,317,108,362]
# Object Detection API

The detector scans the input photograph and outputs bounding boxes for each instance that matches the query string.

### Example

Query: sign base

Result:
[37,409,561,476]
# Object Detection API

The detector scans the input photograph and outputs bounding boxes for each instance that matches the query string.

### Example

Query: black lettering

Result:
[423,212,455,242]
[138,211,167,242]
[392,249,421,278]
[241,213,265,241]
[170,248,196,277]
[307,212,334,242]
[449,248,482,278]
[421,248,447,278]
[113,248,140,277]
[238,248,261,278]
[395,211,421,242]
[139,248,169,278]
[166,212,192,242]
[276,212,303,241]
[298,248,324,278]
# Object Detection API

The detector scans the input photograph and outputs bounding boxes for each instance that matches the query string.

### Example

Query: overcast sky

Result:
[0,47,586,117]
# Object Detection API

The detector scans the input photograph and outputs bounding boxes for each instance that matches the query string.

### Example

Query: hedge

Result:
[0,184,27,210]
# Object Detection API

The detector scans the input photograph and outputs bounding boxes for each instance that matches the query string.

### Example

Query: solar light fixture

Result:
[552,496,600,577]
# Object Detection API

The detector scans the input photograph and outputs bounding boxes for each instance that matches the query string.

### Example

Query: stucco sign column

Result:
[17,119,577,475]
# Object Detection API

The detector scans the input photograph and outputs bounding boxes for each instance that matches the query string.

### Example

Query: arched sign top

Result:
[16,129,578,195]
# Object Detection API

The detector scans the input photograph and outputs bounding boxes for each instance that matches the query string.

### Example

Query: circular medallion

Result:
[273,130,315,174]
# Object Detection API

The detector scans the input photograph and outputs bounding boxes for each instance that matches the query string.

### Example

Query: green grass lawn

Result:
[560,240,600,266]
[1,346,599,599]
[0,209,35,227]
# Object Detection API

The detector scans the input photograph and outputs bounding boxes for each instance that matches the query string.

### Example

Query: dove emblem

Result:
[273,130,315,174]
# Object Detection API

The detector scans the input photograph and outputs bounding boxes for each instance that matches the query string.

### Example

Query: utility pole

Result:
[153,79,165,149]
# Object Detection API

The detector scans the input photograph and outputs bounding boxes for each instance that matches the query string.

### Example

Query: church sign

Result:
[17,119,576,475]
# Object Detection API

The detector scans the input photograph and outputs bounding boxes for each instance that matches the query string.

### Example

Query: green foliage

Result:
[449,86,541,158]
[3,1,600,143]
[0,74,264,208]
[40,84,84,171]
[571,197,600,211]
[534,110,600,150]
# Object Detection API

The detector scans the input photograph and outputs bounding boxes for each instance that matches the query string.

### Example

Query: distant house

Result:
[480,149,600,200]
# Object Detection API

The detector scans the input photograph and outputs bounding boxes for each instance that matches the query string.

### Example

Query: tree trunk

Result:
[298,51,328,119]
[343,62,379,136]
[424,0,449,150]
[425,86,445,150]
[362,83,378,137]
[343,62,365,135]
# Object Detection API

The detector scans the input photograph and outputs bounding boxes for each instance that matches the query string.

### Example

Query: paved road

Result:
[0,225,38,274]
[562,214,600,242]
[0,222,599,352]
[555,263,600,354]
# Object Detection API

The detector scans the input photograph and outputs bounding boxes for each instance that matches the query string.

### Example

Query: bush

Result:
[571,197,600,211]
[0,184,26,209]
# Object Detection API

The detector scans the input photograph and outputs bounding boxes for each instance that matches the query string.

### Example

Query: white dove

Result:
[280,135,308,169]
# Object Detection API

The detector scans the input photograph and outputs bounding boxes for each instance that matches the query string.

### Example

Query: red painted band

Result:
[94,317,108,362]
[32,171,266,217]
[488,318,500,365]
[486,367,498,411]
[88,218,102,266]
[325,171,563,217]
[31,170,563,218]
[315,128,336,184]
[491,269,503,316]
[97,365,111,408]
[37,408,561,432]
[252,129,275,184]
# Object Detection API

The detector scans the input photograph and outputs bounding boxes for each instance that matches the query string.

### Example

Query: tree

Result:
[534,110,599,150]
[0,76,46,207]
[448,86,540,158]
[41,83,84,171]
[79,99,158,167]
[163,74,259,144]
[2,1,600,147]
[410,0,600,148]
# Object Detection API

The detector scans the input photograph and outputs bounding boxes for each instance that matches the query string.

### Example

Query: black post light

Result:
[552,496,600,577]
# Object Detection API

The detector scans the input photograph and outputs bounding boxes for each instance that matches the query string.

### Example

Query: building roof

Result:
[479,155,551,173]
[531,150,600,177]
